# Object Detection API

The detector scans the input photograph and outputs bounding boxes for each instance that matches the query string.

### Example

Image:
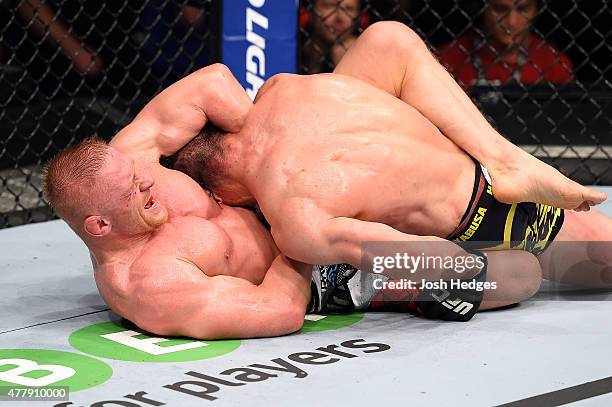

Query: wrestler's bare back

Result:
[245,73,476,241]
[94,164,278,320]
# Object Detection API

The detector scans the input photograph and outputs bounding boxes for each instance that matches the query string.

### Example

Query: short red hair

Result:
[42,137,110,222]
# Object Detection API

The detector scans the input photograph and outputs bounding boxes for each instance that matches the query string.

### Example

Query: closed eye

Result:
[123,167,137,200]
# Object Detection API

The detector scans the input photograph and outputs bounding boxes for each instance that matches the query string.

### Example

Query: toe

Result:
[585,189,607,204]
[574,202,590,212]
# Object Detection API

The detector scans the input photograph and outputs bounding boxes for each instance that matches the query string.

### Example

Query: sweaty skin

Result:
[254,72,473,238]
[166,24,609,287]
[334,22,605,211]
[205,70,611,286]
[55,64,532,341]
[217,72,479,265]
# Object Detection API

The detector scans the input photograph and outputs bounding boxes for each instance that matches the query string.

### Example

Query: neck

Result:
[86,231,153,267]
[220,135,260,206]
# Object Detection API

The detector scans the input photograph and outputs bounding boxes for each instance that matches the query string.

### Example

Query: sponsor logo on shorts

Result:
[431,289,474,315]
[0,349,112,392]
[522,204,562,254]
[456,207,488,242]
[481,165,492,185]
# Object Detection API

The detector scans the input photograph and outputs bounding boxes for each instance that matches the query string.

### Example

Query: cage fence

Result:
[1,0,610,228]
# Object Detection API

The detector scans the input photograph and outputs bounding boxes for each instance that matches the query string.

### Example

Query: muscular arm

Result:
[131,255,311,339]
[111,63,252,163]
[271,204,474,281]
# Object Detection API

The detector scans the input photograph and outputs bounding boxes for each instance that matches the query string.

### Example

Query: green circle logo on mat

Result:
[69,320,240,363]
[300,313,364,333]
[0,349,112,392]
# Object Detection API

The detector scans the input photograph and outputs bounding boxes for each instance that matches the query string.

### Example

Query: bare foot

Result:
[484,146,607,210]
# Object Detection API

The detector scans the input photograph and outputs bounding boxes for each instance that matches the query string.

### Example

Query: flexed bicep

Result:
[111,64,252,162]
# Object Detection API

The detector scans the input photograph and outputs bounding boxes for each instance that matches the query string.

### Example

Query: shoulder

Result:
[148,216,228,253]
[529,35,572,63]
[128,247,208,304]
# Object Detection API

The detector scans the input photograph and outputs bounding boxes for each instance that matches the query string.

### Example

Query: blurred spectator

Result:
[2,0,103,77]
[301,0,365,73]
[369,0,412,25]
[437,0,573,89]
[138,1,211,86]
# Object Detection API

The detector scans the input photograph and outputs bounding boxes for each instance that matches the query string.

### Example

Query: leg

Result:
[479,250,542,310]
[334,21,607,210]
[537,210,612,287]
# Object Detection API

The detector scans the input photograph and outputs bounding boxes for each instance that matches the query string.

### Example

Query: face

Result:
[94,147,168,235]
[312,0,361,45]
[484,0,537,48]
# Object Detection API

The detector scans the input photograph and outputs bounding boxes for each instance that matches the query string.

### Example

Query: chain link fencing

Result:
[0,0,219,227]
[1,0,610,228]
[299,0,612,183]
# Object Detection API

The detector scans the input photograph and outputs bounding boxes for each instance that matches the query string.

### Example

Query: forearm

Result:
[327,218,479,281]
[197,65,253,133]
[148,256,309,340]
[197,258,311,339]
[112,64,252,162]
[143,64,252,157]
[258,255,312,313]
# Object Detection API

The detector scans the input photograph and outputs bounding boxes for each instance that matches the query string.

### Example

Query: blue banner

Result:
[222,1,298,100]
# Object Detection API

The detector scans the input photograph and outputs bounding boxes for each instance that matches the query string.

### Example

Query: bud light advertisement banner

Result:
[222,1,298,100]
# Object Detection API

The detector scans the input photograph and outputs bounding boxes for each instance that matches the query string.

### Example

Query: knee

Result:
[360,21,425,54]
[587,241,612,266]
[493,251,542,302]
[510,253,542,301]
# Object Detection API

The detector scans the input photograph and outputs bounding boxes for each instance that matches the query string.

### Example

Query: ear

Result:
[210,189,223,204]
[83,215,112,237]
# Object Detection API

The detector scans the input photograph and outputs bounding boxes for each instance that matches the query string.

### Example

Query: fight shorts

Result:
[446,161,564,256]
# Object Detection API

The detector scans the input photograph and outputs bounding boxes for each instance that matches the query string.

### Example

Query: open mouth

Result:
[144,195,157,210]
